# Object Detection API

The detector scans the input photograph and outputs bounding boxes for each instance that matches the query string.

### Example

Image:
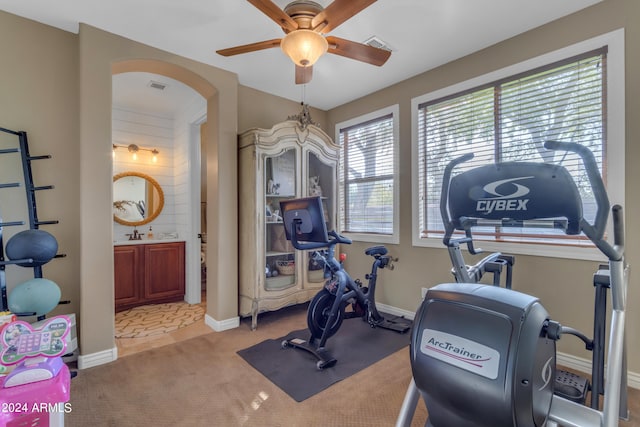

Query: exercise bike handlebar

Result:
[289,228,352,251]
[328,230,353,245]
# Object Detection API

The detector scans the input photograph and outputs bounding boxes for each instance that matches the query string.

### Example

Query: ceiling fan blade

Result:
[312,0,377,33]
[216,39,282,57]
[326,36,390,66]
[247,0,298,33]
[295,65,313,85]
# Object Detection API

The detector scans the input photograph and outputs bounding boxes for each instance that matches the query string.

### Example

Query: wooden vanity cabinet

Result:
[114,241,185,312]
[114,245,143,309]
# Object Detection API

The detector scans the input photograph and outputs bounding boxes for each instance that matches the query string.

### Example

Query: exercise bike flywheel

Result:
[307,288,345,340]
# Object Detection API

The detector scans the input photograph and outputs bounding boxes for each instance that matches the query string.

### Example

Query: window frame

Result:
[336,104,400,244]
[411,29,625,261]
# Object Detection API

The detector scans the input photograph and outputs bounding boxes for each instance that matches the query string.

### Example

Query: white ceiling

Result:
[1,0,602,111]
[112,72,202,118]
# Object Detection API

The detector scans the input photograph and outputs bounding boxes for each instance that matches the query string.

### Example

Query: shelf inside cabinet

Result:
[307,269,325,283]
[266,251,293,257]
[265,274,295,291]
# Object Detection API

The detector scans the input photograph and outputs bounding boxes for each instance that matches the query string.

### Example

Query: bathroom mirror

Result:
[113,171,164,226]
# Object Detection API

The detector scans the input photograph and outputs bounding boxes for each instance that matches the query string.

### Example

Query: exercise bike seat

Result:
[365,246,387,257]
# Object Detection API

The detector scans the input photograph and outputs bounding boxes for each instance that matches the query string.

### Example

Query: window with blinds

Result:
[417,48,606,246]
[338,109,397,239]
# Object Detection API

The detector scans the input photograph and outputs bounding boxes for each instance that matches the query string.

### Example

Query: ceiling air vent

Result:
[364,36,392,52]
[148,80,168,91]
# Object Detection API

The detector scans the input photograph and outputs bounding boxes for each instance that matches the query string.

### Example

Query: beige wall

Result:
[0,13,80,323]
[238,85,328,134]
[326,0,640,370]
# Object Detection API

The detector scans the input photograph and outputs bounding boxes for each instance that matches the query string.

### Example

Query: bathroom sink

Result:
[113,238,183,246]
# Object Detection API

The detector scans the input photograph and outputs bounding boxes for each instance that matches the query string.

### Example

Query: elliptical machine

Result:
[279,196,410,369]
[441,153,613,408]
[396,141,629,427]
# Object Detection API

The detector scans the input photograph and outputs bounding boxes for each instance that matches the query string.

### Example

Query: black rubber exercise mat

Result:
[237,315,411,402]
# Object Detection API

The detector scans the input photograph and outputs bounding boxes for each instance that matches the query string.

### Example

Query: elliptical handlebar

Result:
[544,140,624,261]
[440,153,474,244]
[440,154,484,255]
[612,205,624,248]
[543,141,609,242]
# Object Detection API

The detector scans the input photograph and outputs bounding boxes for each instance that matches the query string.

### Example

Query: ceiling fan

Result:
[216,0,391,84]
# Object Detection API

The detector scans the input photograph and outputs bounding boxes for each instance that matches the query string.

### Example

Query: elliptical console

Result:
[413,284,555,426]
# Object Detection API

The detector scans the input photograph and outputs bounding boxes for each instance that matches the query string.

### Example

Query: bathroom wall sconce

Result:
[112,143,159,163]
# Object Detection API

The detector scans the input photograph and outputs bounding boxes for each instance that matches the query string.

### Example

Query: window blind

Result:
[418,48,606,245]
[339,113,394,234]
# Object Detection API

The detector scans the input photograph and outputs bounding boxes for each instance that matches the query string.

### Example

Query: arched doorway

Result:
[77,29,239,367]
[111,70,207,352]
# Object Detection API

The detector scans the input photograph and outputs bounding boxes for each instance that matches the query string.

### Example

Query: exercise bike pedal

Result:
[281,338,337,370]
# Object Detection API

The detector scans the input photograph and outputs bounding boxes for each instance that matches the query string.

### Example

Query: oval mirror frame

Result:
[113,171,165,226]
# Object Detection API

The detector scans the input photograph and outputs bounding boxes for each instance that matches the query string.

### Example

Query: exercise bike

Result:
[396,141,629,427]
[279,196,410,370]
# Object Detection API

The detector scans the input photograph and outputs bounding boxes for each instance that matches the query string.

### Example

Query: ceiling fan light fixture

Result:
[281,29,328,67]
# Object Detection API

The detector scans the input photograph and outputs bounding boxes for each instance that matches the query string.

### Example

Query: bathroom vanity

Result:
[114,240,185,312]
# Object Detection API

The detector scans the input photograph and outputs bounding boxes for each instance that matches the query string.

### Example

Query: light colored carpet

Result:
[69,304,430,427]
[115,301,205,338]
[69,303,640,427]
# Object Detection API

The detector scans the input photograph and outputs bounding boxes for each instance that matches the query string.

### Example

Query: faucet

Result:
[126,228,144,240]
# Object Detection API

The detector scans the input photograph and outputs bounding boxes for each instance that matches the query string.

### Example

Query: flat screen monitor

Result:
[280,196,329,244]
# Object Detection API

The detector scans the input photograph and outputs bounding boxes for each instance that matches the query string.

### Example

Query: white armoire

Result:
[238,117,339,329]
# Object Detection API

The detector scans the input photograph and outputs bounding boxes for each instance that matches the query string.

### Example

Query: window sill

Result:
[342,232,399,245]
[413,237,605,262]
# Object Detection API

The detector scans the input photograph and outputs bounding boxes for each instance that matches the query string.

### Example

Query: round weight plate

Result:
[8,278,61,317]
[6,229,58,267]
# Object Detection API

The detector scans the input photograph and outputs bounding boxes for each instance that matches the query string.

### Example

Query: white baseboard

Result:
[557,352,640,390]
[76,315,239,369]
[205,313,240,331]
[556,352,593,375]
[629,371,640,390]
[377,302,415,321]
[78,346,118,369]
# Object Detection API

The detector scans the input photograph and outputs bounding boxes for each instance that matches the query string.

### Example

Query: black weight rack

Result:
[0,126,65,320]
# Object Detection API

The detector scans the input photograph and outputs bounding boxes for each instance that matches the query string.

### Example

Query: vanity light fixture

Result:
[112,143,160,162]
